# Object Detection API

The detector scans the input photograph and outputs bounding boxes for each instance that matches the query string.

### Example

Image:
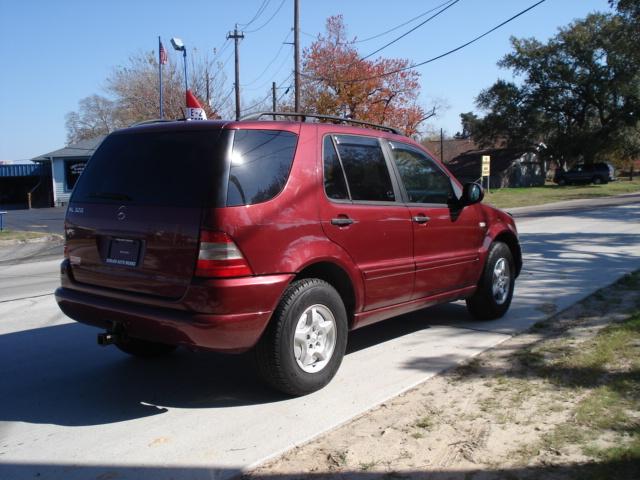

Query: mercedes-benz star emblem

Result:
[116,206,127,221]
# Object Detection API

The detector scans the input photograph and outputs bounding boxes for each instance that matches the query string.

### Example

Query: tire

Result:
[466,242,515,320]
[592,176,603,185]
[557,178,566,186]
[254,278,348,396]
[115,337,177,357]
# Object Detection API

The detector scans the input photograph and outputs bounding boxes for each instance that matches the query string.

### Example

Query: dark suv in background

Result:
[56,113,522,396]
[554,162,615,185]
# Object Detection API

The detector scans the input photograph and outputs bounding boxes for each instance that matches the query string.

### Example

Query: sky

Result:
[0,0,613,161]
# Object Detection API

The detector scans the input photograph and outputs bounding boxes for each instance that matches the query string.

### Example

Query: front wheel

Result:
[466,242,515,320]
[254,278,348,396]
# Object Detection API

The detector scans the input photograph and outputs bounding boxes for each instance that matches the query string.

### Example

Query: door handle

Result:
[412,215,430,224]
[331,217,354,226]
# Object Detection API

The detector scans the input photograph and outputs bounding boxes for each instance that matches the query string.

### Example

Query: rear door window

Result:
[226,130,298,206]
[332,135,395,202]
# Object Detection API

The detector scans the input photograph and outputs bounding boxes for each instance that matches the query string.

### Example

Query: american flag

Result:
[159,41,168,65]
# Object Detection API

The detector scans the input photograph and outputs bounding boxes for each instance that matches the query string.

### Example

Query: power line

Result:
[212,38,231,63]
[351,0,459,44]
[218,86,236,110]
[242,73,293,113]
[241,30,292,87]
[244,44,293,92]
[245,0,287,33]
[238,0,271,28]
[361,0,461,61]
[303,0,547,84]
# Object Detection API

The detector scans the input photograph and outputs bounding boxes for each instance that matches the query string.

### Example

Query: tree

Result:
[300,16,432,136]
[65,95,126,144]
[455,112,480,139]
[467,10,640,172]
[66,50,230,143]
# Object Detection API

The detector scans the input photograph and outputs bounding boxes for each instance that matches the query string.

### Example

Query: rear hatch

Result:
[65,124,230,299]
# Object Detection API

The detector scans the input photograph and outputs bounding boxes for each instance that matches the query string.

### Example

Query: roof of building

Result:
[422,138,480,164]
[32,135,106,161]
[446,147,537,179]
[0,163,45,177]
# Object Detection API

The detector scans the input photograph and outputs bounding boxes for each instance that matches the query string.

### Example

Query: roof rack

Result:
[240,111,402,135]
[129,118,177,127]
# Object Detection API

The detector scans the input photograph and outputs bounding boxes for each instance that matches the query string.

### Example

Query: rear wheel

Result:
[254,278,348,396]
[592,176,603,185]
[115,337,177,357]
[466,242,515,320]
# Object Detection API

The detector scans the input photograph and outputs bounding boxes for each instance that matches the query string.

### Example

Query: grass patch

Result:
[520,310,640,468]
[483,179,640,209]
[414,416,433,430]
[0,230,50,241]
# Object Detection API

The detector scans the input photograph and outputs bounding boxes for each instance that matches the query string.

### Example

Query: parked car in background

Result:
[55,113,522,396]
[554,162,615,185]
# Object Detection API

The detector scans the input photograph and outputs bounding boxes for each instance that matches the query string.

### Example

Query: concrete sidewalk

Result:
[0,235,63,266]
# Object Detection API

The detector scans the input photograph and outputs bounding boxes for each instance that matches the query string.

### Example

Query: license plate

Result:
[106,238,141,267]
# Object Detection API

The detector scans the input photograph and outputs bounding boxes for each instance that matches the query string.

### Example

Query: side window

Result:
[323,136,349,200]
[227,130,298,206]
[389,142,453,204]
[334,135,395,202]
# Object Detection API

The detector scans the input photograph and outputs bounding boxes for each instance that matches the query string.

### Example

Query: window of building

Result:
[64,160,87,191]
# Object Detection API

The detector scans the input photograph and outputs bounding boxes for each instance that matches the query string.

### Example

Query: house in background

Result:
[422,138,479,164]
[32,136,104,206]
[446,147,546,189]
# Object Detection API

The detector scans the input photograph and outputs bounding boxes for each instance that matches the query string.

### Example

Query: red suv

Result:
[56,113,521,396]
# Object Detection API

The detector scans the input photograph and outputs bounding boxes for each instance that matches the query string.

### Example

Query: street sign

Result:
[481,155,491,177]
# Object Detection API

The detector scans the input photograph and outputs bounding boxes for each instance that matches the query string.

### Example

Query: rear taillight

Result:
[195,230,253,278]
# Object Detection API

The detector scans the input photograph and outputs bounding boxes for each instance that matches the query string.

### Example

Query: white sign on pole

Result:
[481,155,491,177]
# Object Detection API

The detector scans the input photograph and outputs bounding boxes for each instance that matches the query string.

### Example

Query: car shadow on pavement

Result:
[0,303,465,428]
[1,459,638,480]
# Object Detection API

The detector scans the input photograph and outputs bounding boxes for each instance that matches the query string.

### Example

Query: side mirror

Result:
[462,182,484,206]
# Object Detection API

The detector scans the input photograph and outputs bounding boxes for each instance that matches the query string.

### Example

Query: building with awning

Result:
[32,136,105,206]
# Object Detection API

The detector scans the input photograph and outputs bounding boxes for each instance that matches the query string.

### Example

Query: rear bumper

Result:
[56,262,293,353]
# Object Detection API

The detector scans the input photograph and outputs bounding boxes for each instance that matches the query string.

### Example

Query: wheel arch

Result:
[493,230,522,277]
[295,261,357,329]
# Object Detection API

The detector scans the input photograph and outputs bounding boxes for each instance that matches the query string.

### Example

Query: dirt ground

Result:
[246,272,640,480]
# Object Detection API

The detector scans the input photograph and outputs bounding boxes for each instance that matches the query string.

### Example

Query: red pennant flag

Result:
[186,90,207,120]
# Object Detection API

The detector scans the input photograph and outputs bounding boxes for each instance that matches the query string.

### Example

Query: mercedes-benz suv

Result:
[56,113,522,396]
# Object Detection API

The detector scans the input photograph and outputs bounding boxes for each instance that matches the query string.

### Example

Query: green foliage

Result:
[468,9,640,170]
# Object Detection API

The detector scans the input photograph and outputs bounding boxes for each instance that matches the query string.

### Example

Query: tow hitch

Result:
[97,332,118,346]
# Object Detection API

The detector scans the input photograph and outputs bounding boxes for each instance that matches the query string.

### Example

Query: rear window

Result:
[226,129,298,206]
[71,130,224,208]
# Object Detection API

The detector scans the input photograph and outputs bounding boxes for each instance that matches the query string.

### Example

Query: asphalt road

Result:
[0,196,639,480]
[0,206,66,234]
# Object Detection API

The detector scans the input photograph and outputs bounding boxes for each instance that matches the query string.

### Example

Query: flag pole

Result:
[158,36,164,119]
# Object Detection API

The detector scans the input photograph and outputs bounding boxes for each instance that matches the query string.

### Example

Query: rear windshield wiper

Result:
[87,191,134,201]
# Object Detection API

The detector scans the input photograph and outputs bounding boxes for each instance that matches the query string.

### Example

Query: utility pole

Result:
[272,81,277,120]
[294,0,300,114]
[227,25,245,120]
[440,128,444,162]
[205,70,210,107]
